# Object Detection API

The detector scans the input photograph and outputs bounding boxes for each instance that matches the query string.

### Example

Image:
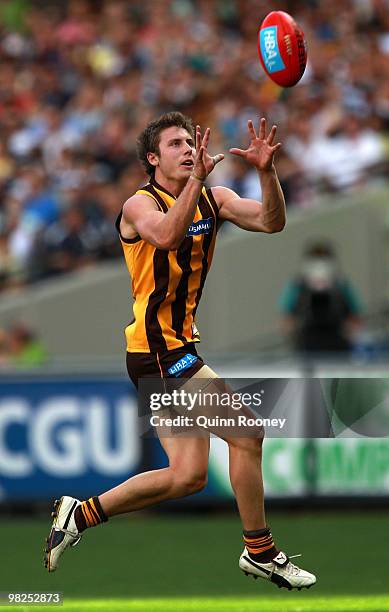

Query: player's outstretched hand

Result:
[230,118,282,171]
[191,125,224,181]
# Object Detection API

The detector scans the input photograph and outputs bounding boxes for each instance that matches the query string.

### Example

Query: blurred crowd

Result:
[0,0,388,292]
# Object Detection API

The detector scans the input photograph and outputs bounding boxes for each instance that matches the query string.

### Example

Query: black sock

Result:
[74,496,108,533]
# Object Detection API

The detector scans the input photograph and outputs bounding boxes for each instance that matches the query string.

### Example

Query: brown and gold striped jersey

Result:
[116,178,219,353]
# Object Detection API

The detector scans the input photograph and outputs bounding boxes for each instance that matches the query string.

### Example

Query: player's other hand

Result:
[191,125,224,181]
[230,118,282,172]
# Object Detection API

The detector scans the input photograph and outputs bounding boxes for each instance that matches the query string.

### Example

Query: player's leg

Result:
[176,370,267,530]
[44,432,210,572]
[228,435,266,530]
[182,370,316,591]
[98,433,210,515]
[45,345,210,572]
[225,433,316,589]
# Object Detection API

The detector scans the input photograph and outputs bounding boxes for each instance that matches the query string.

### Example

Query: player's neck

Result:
[152,172,188,198]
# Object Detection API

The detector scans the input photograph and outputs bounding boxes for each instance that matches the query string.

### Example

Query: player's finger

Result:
[212,153,225,166]
[259,117,266,140]
[199,145,205,160]
[202,127,210,148]
[267,125,277,145]
[229,148,246,157]
[272,142,282,152]
[248,120,257,140]
[194,144,203,163]
[196,125,201,151]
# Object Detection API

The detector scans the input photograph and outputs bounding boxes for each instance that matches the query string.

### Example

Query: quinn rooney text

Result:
[150,415,287,429]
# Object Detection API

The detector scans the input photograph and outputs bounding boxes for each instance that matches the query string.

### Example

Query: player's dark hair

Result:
[136,112,195,176]
[304,241,335,259]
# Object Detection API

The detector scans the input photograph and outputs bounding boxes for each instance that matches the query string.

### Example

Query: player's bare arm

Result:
[120,126,223,250]
[214,118,286,234]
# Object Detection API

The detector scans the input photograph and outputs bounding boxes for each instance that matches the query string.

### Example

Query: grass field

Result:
[3,596,389,611]
[1,511,388,611]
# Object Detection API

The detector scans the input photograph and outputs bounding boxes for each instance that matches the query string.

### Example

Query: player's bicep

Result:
[122,196,171,249]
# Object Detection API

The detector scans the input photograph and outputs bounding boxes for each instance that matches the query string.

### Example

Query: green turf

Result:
[7,597,389,612]
[1,512,388,604]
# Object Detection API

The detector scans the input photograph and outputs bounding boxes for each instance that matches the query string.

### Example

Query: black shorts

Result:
[126,343,204,389]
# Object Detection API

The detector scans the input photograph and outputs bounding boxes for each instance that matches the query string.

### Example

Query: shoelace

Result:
[283,554,302,576]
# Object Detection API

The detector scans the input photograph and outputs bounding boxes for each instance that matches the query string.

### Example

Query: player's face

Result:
[149,126,196,181]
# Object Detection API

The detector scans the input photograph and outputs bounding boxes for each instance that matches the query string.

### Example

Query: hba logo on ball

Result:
[260,26,285,73]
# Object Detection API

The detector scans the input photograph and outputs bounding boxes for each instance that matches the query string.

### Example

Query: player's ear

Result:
[147,152,159,168]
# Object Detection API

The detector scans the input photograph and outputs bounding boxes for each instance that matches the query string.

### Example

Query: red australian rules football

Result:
[258,11,307,87]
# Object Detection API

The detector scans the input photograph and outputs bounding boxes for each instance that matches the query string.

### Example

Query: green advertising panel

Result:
[208,438,389,498]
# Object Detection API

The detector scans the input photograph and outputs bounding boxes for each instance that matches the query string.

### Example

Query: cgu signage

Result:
[0,379,140,501]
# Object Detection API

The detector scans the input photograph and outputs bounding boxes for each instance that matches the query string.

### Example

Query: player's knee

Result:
[172,469,208,496]
[228,435,263,456]
[244,437,263,459]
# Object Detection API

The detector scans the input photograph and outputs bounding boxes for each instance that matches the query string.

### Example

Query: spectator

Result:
[30,204,99,279]
[286,114,385,193]
[0,229,23,289]
[8,321,47,366]
[279,242,363,354]
[94,183,126,259]
[0,327,11,367]
[21,167,60,227]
